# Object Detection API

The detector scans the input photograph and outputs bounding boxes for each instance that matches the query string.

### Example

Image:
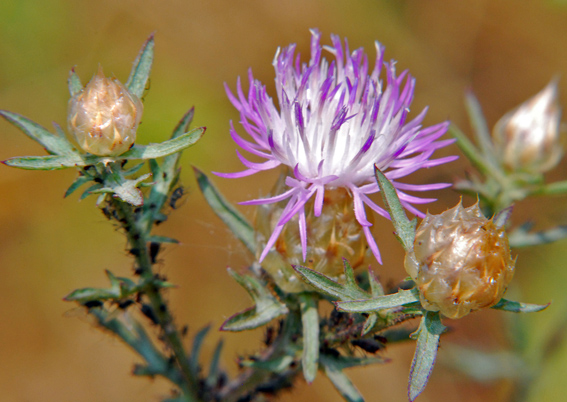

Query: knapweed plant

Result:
[1,32,563,402]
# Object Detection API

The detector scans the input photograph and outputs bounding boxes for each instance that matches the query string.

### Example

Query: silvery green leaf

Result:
[319,354,364,402]
[336,288,420,313]
[0,110,78,156]
[68,67,83,97]
[220,269,288,331]
[189,325,210,376]
[195,168,256,254]
[299,293,319,383]
[491,298,550,313]
[64,174,93,198]
[321,354,387,370]
[362,313,378,336]
[465,91,496,161]
[293,262,369,301]
[126,34,154,99]
[79,183,104,201]
[241,355,295,372]
[94,173,152,206]
[368,269,384,297]
[148,235,179,244]
[449,124,492,177]
[374,166,417,251]
[120,127,205,160]
[408,312,445,402]
[206,339,224,388]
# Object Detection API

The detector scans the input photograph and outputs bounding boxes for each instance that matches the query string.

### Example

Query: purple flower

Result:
[216,29,456,264]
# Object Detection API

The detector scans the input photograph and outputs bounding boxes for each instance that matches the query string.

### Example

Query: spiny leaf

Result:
[374,166,416,251]
[189,325,211,376]
[491,298,550,313]
[299,293,319,384]
[126,34,155,99]
[0,110,78,156]
[68,67,83,97]
[293,264,370,301]
[195,167,256,254]
[320,354,364,402]
[336,288,420,313]
[120,127,205,160]
[408,312,446,402]
[220,269,288,331]
[65,174,93,198]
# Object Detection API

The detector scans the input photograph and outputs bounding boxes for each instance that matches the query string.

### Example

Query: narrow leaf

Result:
[491,298,550,313]
[299,293,319,384]
[189,325,211,376]
[449,125,492,177]
[336,288,420,313]
[63,287,120,302]
[206,339,224,388]
[362,313,378,336]
[293,265,369,301]
[408,312,445,402]
[3,154,84,170]
[464,91,495,160]
[126,34,155,99]
[368,269,384,297]
[195,167,256,254]
[148,235,179,244]
[64,174,93,198]
[320,354,364,402]
[374,166,416,251]
[220,269,287,331]
[68,67,83,97]
[120,127,205,160]
[0,110,78,156]
[79,183,104,201]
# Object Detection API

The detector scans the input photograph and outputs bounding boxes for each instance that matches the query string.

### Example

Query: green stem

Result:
[113,198,199,401]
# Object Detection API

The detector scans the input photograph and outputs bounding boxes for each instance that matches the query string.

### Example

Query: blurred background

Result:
[1,0,567,401]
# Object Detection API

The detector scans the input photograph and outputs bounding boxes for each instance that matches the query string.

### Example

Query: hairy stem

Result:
[112,198,199,401]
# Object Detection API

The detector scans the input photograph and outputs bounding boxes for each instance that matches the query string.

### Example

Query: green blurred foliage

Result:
[1,1,567,401]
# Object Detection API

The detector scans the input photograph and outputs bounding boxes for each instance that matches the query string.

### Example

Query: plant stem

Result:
[112,198,200,401]
[218,308,302,402]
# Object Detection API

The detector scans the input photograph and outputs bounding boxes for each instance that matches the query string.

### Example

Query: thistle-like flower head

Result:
[68,66,143,157]
[404,202,515,319]
[493,79,563,174]
[217,29,457,263]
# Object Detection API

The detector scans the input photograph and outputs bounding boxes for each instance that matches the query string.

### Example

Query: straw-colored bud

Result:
[404,202,515,319]
[256,171,367,293]
[68,67,143,156]
[493,80,562,174]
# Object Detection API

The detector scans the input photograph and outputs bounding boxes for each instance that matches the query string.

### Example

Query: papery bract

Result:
[217,29,457,264]
[404,202,515,319]
[68,67,143,157]
[493,80,563,174]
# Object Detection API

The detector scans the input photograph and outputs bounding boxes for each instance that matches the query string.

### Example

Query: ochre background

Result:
[1,1,567,401]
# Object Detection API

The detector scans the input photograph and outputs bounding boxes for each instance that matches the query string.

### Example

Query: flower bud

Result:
[404,202,515,319]
[68,66,143,156]
[256,171,367,293]
[493,80,563,174]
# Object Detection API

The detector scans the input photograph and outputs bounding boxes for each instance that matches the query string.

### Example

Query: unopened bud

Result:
[68,67,143,156]
[404,202,515,319]
[493,80,563,174]
[256,171,367,293]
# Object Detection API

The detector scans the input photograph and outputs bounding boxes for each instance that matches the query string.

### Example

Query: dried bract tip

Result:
[404,202,515,319]
[256,171,367,293]
[68,66,143,156]
[493,80,563,174]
